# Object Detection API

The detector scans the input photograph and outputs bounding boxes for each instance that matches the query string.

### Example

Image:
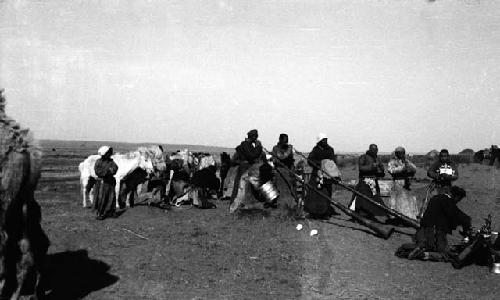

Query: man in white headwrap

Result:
[94,146,119,220]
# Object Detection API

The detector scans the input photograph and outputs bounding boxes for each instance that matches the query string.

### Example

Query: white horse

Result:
[137,145,167,171]
[78,151,154,208]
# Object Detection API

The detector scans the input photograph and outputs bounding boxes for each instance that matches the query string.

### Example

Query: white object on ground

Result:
[310,229,318,236]
[296,224,303,230]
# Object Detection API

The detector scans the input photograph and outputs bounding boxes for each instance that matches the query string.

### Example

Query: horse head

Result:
[139,154,154,174]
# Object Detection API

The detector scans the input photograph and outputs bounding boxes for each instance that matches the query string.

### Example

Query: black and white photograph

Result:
[1,0,500,299]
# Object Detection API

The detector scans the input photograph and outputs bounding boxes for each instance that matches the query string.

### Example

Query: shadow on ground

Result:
[46,249,118,300]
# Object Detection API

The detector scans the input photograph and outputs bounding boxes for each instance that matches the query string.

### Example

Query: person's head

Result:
[395,146,405,159]
[278,133,288,145]
[439,149,450,163]
[450,186,466,203]
[247,129,258,142]
[316,133,328,147]
[98,145,112,158]
[368,144,378,156]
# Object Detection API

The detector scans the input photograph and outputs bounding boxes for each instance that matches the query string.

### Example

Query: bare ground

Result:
[34,144,500,299]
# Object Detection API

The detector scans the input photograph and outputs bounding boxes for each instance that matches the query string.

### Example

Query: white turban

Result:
[97,145,110,156]
[316,133,328,143]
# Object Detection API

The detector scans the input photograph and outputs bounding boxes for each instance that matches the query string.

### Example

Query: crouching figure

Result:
[396,186,470,262]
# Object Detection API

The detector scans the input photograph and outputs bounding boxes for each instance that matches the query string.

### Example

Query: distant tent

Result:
[458,148,475,155]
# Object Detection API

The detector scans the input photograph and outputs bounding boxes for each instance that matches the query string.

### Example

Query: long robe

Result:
[304,143,336,217]
[94,157,118,218]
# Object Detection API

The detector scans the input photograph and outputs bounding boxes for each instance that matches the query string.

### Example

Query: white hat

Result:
[316,133,328,143]
[97,146,110,156]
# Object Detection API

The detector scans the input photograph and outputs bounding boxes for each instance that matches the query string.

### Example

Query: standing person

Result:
[387,146,419,220]
[272,133,294,169]
[418,148,460,219]
[272,133,297,209]
[427,149,459,193]
[388,146,416,190]
[358,144,385,194]
[304,133,338,218]
[230,129,265,203]
[94,146,119,220]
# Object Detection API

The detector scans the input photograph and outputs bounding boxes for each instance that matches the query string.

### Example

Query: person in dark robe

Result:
[271,133,297,209]
[94,146,119,220]
[427,149,459,194]
[304,133,337,218]
[230,129,265,203]
[398,186,472,261]
[358,144,385,191]
[350,144,387,220]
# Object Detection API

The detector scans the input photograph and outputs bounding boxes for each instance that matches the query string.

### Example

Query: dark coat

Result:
[94,158,118,216]
[358,151,384,179]
[307,144,336,173]
[420,193,471,234]
[192,167,220,191]
[236,139,264,165]
[427,160,459,186]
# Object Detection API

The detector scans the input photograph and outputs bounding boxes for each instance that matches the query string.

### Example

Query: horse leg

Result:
[81,177,88,207]
[115,179,122,209]
[87,177,96,207]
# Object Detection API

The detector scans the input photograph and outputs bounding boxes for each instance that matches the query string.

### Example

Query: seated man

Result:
[396,186,471,261]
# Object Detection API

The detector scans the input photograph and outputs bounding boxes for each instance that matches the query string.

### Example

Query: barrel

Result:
[259,181,280,203]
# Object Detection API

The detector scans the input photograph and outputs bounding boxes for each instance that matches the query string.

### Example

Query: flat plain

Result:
[36,140,500,299]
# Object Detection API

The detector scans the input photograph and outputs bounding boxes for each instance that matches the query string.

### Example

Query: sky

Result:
[1,0,499,153]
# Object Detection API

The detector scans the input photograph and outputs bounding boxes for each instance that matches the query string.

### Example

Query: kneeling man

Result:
[397,186,471,261]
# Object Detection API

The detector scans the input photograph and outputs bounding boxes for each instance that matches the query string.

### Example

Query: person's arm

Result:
[109,160,118,175]
[427,161,440,180]
[376,158,385,177]
[405,160,417,176]
[329,148,337,163]
[451,163,459,181]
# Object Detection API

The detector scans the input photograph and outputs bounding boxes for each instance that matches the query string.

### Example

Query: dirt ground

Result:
[35,142,500,299]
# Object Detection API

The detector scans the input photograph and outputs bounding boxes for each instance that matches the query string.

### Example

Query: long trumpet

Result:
[292,148,420,229]
[265,148,395,239]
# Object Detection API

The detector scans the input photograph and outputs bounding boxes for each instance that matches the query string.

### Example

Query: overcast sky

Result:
[1,0,499,153]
